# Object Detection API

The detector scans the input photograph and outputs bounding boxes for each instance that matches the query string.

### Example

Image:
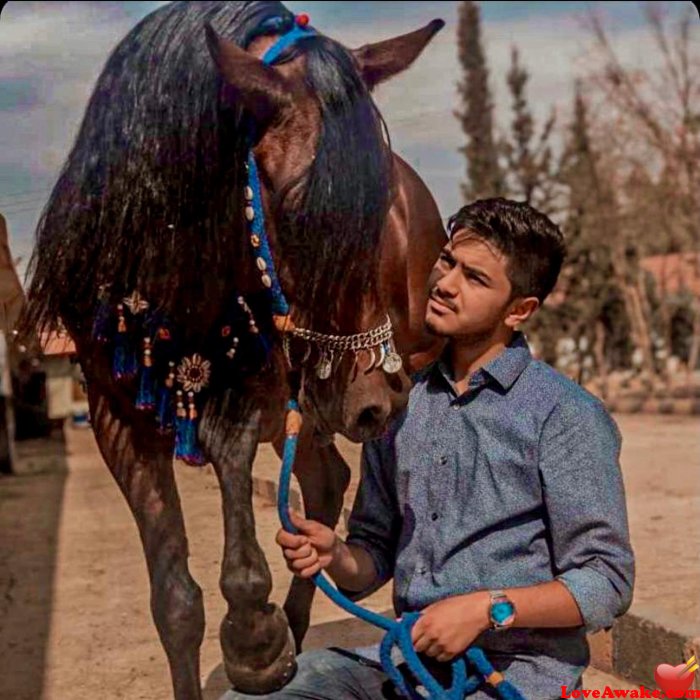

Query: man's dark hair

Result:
[447,198,566,303]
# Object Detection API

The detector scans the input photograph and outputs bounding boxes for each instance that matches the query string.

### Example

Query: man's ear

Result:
[351,19,444,90]
[505,297,540,328]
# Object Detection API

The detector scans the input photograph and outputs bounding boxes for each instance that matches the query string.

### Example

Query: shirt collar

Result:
[434,331,532,394]
[481,332,532,390]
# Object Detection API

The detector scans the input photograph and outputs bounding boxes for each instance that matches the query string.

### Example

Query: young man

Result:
[238,198,635,699]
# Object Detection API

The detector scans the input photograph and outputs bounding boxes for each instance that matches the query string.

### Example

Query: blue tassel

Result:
[113,336,138,381]
[175,415,206,466]
[156,386,174,433]
[92,300,112,343]
[136,365,156,411]
[113,342,126,380]
[174,415,188,458]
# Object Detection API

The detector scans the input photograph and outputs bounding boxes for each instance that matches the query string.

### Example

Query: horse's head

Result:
[206,11,444,441]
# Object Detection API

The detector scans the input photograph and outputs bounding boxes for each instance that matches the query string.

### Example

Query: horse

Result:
[20,2,447,698]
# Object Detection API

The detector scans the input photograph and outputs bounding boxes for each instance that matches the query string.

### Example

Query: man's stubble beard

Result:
[424,314,504,347]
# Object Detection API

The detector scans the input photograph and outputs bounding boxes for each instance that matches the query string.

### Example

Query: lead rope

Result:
[277,399,526,700]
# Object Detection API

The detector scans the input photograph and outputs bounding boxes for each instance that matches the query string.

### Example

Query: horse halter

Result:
[246,13,403,380]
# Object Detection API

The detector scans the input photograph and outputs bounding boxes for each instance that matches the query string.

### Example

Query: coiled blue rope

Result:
[277,400,526,700]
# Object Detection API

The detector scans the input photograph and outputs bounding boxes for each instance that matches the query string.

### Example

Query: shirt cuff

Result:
[336,538,392,602]
[556,566,623,633]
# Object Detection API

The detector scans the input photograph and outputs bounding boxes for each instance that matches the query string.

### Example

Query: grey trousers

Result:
[220,646,503,700]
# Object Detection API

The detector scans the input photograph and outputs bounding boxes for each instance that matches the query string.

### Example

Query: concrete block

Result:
[588,628,613,674]
[612,604,700,690]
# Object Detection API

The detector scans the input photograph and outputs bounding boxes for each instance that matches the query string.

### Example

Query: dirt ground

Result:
[0,413,697,699]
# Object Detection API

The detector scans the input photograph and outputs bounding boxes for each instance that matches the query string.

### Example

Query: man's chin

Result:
[424,316,450,337]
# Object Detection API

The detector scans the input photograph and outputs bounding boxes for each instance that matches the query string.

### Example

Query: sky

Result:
[0,1,697,283]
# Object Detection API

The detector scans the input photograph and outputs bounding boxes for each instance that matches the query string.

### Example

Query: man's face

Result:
[424,230,514,339]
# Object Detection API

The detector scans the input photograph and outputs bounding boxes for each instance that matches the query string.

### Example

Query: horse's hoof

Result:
[221,605,297,694]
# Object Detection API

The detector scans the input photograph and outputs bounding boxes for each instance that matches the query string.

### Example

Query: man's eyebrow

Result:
[461,263,492,282]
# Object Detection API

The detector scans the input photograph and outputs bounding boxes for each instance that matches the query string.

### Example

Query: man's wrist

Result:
[462,591,491,633]
[326,538,378,593]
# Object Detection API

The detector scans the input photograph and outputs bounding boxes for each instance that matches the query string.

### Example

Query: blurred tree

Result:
[456,1,504,201]
[457,2,698,383]
[527,86,648,388]
[573,87,656,377]
[586,3,700,370]
[500,47,558,215]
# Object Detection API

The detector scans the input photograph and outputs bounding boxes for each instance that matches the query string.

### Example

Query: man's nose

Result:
[435,267,460,296]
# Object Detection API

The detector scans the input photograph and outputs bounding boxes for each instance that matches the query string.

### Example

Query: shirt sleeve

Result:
[539,397,635,633]
[338,428,402,602]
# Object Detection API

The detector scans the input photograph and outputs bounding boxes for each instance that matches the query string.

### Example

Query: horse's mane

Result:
[23,0,392,343]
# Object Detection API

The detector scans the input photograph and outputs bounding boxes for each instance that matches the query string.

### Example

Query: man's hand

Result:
[275,510,340,578]
[410,592,491,662]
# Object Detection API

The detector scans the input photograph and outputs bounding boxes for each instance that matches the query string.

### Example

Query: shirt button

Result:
[452,403,460,410]
[439,455,447,465]
[431,512,438,521]
[419,566,427,575]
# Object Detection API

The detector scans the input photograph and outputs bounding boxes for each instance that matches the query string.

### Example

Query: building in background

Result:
[39,332,88,428]
[0,213,26,472]
[0,213,91,474]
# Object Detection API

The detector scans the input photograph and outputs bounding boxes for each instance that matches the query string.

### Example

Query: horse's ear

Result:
[351,19,445,90]
[205,24,293,125]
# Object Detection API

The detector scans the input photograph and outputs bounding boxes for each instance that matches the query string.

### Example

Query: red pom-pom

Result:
[296,13,309,27]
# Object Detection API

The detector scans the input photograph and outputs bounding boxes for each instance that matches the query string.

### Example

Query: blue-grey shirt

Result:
[343,332,635,697]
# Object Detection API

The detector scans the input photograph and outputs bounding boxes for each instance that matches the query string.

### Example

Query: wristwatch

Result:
[488,590,516,631]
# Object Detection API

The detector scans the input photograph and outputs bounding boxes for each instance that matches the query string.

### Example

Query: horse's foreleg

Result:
[88,389,204,700]
[274,427,351,651]
[200,395,296,694]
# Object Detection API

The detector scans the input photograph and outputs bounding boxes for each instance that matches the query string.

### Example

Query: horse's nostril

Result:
[356,405,386,430]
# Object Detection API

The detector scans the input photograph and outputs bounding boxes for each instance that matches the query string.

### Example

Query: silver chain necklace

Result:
[282,314,403,379]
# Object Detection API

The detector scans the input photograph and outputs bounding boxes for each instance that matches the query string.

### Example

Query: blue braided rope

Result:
[277,401,527,700]
[246,152,289,317]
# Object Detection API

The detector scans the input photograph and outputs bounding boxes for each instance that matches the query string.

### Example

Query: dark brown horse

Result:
[21,2,446,698]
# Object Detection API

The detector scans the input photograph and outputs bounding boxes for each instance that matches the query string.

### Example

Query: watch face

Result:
[491,600,515,626]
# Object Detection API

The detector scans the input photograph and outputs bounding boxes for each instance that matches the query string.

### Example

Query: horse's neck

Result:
[383,154,447,367]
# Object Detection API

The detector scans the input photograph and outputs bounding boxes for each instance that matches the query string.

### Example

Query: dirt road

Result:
[1,414,697,699]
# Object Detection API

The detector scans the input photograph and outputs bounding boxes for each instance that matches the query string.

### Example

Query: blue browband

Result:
[262,17,315,65]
